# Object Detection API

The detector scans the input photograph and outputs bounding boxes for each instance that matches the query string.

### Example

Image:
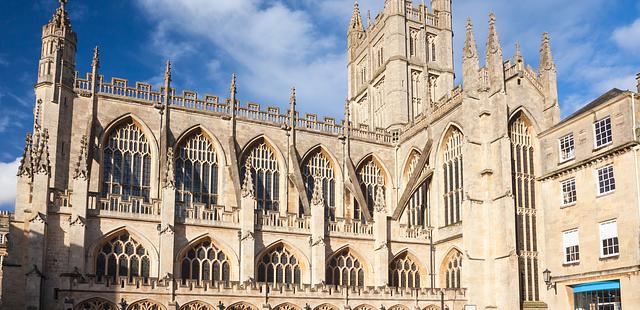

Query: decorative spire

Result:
[290,87,296,109]
[241,162,255,198]
[310,171,324,206]
[72,135,89,180]
[230,73,237,99]
[163,147,175,189]
[17,134,33,178]
[367,10,372,28]
[539,32,556,71]
[349,1,364,33]
[50,0,72,29]
[486,13,502,57]
[34,129,50,175]
[92,46,100,69]
[463,18,478,59]
[164,60,172,83]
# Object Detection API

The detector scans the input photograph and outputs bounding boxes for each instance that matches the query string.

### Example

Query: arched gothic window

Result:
[74,298,118,310]
[243,140,280,212]
[389,252,421,288]
[442,129,463,226]
[510,114,540,302]
[411,71,423,119]
[180,238,230,283]
[95,232,150,281]
[302,150,336,220]
[102,121,152,202]
[357,158,384,220]
[256,244,301,285]
[127,299,166,310]
[175,132,219,213]
[405,150,429,228]
[326,248,365,287]
[179,301,215,310]
[443,250,462,289]
[227,303,258,310]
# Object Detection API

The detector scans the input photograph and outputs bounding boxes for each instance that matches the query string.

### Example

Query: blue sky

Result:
[0,0,639,210]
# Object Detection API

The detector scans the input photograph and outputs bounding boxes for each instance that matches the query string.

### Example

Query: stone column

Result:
[310,173,326,285]
[240,163,256,282]
[160,147,177,277]
[373,183,389,287]
[69,135,89,272]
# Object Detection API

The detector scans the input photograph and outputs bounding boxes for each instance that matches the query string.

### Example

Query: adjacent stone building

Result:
[2,0,638,309]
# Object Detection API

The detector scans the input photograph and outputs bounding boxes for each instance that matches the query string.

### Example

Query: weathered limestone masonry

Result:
[2,0,639,310]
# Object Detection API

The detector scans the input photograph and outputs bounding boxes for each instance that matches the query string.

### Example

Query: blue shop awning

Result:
[572,280,620,293]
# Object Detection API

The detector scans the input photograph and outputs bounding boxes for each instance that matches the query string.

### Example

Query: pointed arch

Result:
[389,249,427,289]
[273,303,302,310]
[300,145,340,220]
[256,240,308,285]
[240,136,284,212]
[74,297,118,310]
[389,306,410,310]
[227,302,258,310]
[438,124,464,226]
[179,301,215,310]
[313,304,339,310]
[176,235,236,283]
[100,114,157,204]
[402,148,423,185]
[352,305,376,310]
[127,299,166,310]
[173,126,224,217]
[174,125,228,166]
[355,154,389,220]
[439,248,463,289]
[423,306,440,310]
[88,226,159,278]
[509,106,541,134]
[326,245,368,287]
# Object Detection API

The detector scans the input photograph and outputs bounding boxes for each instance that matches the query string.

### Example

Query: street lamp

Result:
[543,269,557,294]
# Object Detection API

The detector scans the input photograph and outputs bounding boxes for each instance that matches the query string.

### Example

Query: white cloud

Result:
[613,19,640,53]
[0,158,20,209]
[0,116,9,133]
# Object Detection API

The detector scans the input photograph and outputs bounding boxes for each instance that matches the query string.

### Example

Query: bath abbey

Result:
[3,0,640,309]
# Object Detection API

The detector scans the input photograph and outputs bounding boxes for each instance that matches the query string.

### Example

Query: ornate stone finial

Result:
[164,147,176,189]
[230,73,237,96]
[367,10,372,28]
[486,13,502,56]
[35,130,50,175]
[539,32,556,71]
[310,170,324,207]
[349,0,364,33]
[34,99,43,131]
[463,17,478,59]
[92,46,100,69]
[17,133,34,178]
[241,161,255,198]
[73,135,89,180]
[374,180,385,213]
[164,60,172,82]
[290,87,296,108]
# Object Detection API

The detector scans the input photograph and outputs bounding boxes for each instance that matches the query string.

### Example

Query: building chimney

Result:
[636,72,640,93]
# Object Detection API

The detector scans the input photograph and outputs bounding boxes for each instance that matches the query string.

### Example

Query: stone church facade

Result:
[2,0,639,309]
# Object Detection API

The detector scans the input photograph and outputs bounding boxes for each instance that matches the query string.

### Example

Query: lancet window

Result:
[405,151,429,228]
[357,158,384,220]
[175,132,219,213]
[389,252,421,288]
[243,140,280,212]
[101,122,152,202]
[302,150,336,220]
[444,250,462,289]
[411,71,423,119]
[180,238,230,283]
[326,248,365,287]
[256,244,301,285]
[95,232,150,281]
[510,114,540,302]
[442,128,463,226]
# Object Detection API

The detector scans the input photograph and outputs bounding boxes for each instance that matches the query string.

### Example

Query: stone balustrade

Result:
[255,211,310,232]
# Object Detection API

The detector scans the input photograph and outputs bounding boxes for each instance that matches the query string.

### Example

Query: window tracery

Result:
[101,121,152,202]
[256,244,301,285]
[444,250,462,289]
[127,299,166,310]
[227,303,258,310]
[95,231,151,281]
[175,132,219,214]
[74,298,117,310]
[243,140,280,212]
[389,252,421,288]
[357,158,384,220]
[179,301,215,310]
[302,150,336,220]
[405,150,429,228]
[442,129,463,226]
[326,248,365,287]
[180,238,230,283]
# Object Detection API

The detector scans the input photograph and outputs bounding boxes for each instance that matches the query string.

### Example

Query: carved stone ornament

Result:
[35,129,51,175]
[241,231,255,242]
[373,184,386,213]
[159,224,174,235]
[163,147,176,189]
[375,241,389,251]
[69,215,85,227]
[310,171,324,207]
[311,236,325,247]
[241,161,255,198]
[73,135,89,180]
[29,212,47,224]
[17,133,34,178]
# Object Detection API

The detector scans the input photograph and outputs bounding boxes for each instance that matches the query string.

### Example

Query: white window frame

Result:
[561,178,577,206]
[558,133,575,162]
[599,220,619,258]
[562,229,580,264]
[593,116,612,148]
[596,165,616,196]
